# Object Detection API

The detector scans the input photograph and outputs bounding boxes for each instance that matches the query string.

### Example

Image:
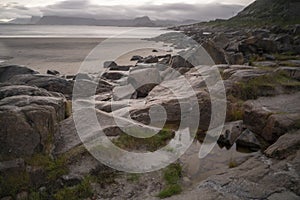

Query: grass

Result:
[126,173,140,183]
[158,163,182,199]
[112,129,174,152]
[236,72,300,100]
[0,170,30,198]
[53,178,93,200]
[226,96,244,121]
[25,154,68,182]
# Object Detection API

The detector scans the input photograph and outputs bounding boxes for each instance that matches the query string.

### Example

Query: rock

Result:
[128,68,161,98]
[130,74,211,130]
[54,108,162,154]
[104,61,117,68]
[258,38,278,53]
[113,84,137,101]
[226,52,244,65]
[75,73,93,81]
[0,65,38,82]
[264,130,300,159]
[47,69,60,76]
[243,92,300,143]
[0,159,25,172]
[293,24,300,35]
[213,33,230,49]
[236,129,261,151]
[16,191,28,200]
[202,40,228,64]
[73,79,113,98]
[7,74,74,99]
[217,121,244,148]
[61,174,82,187]
[102,71,127,80]
[130,55,143,62]
[227,68,268,82]
[109,65,131,71]
[263,54,276,61]
[0,85,63,100]
[144,56,159,63]
[252,61,278,68]
[226,41,240,52]
[275,34,293,52]
[170,55,193,69]
[275,67,300,81]
[0,94,66,157]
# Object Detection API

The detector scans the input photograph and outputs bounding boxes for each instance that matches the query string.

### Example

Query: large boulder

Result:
[0,85,63,100]
[0,94,66,157]
[217,120,244,148]
[0,65,38,82]
[202,40,228,64]
[170,55,193,69]
[264,130,300,159]
[130,73,212,130]
[128,68,161,98]
[7,74,74,99]
[243,92,300,144]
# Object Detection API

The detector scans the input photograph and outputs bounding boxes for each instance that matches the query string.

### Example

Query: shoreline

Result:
[0,37,174,75]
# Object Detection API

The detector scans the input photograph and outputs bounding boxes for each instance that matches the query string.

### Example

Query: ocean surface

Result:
[0,25,171,38]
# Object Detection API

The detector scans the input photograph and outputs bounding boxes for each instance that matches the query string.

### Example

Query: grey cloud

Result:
[1,0,245,21]
[0,3,41,19]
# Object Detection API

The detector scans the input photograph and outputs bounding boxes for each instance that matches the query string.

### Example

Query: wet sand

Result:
[0,38,106,75]
[0,38,174,75]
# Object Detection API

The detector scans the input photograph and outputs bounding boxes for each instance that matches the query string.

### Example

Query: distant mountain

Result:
[7,15,197,27]
[8,16,41,25]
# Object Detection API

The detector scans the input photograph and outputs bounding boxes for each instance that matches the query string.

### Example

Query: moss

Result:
[25,154,68,182]
[126,173,140,183]
[274,53,299,61]
[158,163,182,199]
[236,72,300,100]
[64,100,72,118]
[53,178,93,200]
[158,184,182,199]
[228,159,238,168]
[0,170,30,198]
[112,129,174,152]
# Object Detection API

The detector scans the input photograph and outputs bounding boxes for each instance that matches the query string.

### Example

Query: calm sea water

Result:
[0,25,171,38]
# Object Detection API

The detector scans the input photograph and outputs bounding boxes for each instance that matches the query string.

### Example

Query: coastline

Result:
[0,37,176,75]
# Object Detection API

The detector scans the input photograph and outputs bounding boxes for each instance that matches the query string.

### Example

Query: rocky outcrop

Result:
[243,92,300,144]
[6,74,74,99]
[0,65,38,82]
[0,88,66,157]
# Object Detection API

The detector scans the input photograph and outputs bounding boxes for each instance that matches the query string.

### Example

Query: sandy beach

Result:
[0,38,106,74]
[0,38,174,75]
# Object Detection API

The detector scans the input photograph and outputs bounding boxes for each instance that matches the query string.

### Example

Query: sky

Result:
[0,0,255,21]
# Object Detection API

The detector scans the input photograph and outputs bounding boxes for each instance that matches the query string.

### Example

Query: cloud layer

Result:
[0,0,245,21]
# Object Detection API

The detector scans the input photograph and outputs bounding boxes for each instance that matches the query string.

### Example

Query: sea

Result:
[0,25,171,38]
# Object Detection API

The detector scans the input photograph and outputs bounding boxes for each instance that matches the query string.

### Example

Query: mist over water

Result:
[0,25,172,38]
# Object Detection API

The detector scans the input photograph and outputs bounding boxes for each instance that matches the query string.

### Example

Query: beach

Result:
[0,37,174,75]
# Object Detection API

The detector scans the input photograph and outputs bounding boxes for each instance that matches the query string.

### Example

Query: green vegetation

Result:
[227,96,244,121]
[126,173,140,183]
[158,163,182,199]
[0,170,30,198]
[158,184,182,199]
[228,159,238,168]
[26,154,68,182]
[113,129,174,152]
[236,72,300,100]
[53,178,93,200]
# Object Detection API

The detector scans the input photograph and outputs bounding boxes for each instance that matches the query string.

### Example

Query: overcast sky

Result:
[0,0,255,21]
